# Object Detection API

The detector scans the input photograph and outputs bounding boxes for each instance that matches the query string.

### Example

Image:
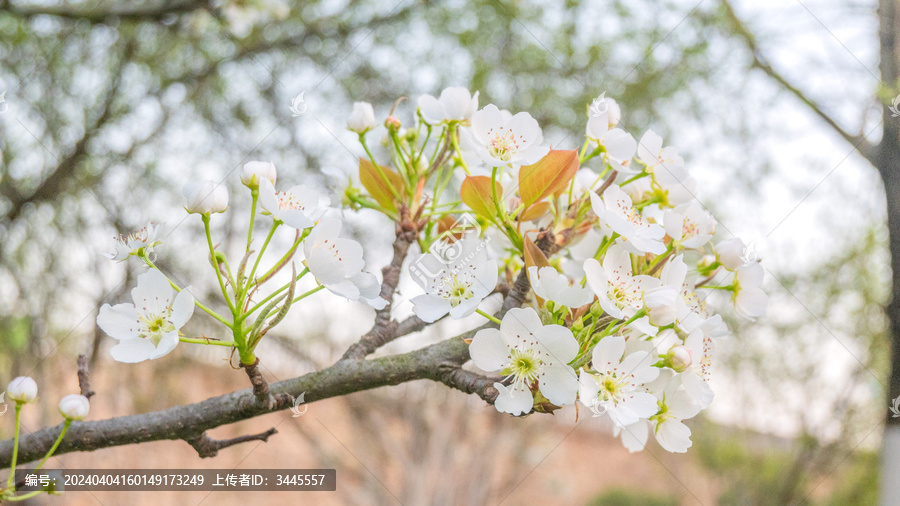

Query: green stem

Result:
[251,230,309,290]
[246,189,259,254]
[450,125,470,175]
[244,267,309,318]
[476,309,502,325]
[7,490,45,501]
[203,214,236,313]
[292,284,325,304]
[246,220,280,290]
[179,337,237,347]
[33,419,72,473]
[7,404,21,488]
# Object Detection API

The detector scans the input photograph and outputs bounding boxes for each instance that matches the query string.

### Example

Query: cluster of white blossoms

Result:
[346,87,766,454]
[97,160,386,364]
[90,86,766,458]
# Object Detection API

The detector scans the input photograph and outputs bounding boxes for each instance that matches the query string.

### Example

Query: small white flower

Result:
[103,223,163,262]
[715,237,748,270]
[303,218,387,308]
[347,102,376,134]
[663,202,715,249]
[410,236,498,322]
[58,394,90,420]
[636,129,684,175]
[183,180,229,214]
[651,374,701,453]
[241,161,277,189]
[528,266,594,309]
[733,263,768,321]
[590,185,666,255]
[464,104,550,167]
[579,335,660,427]
[469,308,580,415]
[7,376,38,403]
[418,87,479,125]
[97,269,195,363]
[584,245,660,320]
[651,160,696,208]
[258,179,328,229]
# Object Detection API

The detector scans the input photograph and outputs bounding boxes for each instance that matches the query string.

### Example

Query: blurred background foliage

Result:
[0,0,888,503]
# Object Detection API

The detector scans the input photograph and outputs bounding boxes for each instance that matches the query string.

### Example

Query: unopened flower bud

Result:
[348,102,376,134]
[7,376,38,404]
[183,181,229,215]
[384,115,401,131]
[666,346,693,373]
[58,394,90,420]
[240,161,277,189]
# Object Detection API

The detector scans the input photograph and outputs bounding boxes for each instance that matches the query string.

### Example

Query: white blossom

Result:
[183,180,229,214]
[469,308,579,415]
[97,269,194,363]
[259,179,328,230]
[590,185,666,255]
[733,263,768,321]
[528,266,594,309]
[584,244,660,320]
[464,104,549,167]
[103,222,162,262]
[579,335,660,427]
[303,218,387,309]
[418,87,479,125]
[409,236,498,322]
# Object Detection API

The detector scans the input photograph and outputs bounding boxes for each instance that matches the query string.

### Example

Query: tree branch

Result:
[76,355,95,399]
[185,428,277,458]
[0,334,473,468]
[1,0,209,24]
[341,210,422,360]
[720,0,876,164]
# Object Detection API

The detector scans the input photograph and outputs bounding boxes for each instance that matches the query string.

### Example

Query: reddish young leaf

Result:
[359,158,404,213]
[518,201,551,222]
[518,150,579,207]
[460,175,502,221]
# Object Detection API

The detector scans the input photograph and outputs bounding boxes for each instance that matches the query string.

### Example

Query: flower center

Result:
[277,192,307,212]
[487,128,520,161]
[137,310,175,345]
[682,219,699,239]
[503,348,541,384]
[434,271,475,307]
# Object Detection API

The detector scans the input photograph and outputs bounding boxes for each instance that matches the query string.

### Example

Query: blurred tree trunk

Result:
[879,2,900,503]
[723,1,899,502]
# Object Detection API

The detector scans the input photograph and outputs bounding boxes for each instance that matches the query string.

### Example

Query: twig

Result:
[185,428,278,458]
[76,355,95,399]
